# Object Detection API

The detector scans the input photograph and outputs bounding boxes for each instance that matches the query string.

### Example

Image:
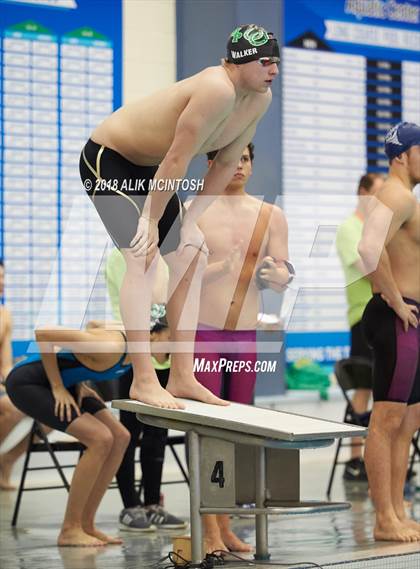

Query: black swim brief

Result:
[79,139,184,255]
[362,294,420,405]
[6,361,106,432]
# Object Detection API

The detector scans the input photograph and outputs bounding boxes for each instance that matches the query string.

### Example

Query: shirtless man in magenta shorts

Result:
[193,143,293,553]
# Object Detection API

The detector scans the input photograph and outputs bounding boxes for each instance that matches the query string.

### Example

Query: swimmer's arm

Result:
[352,258,367,274]
[201,249,242,285]
[263,206,290,292]
[336,224,367,274]
[35,328,89,418]
[0,307,13,379]
[184,202,228,284]
[35,327,120,389]
[146,82,236,221]
[201,263,228,284]
[184,122,259,225]
[191,198,244,284]
[35,328,94,392]
[184,95,271,224]
[358,191,414,305]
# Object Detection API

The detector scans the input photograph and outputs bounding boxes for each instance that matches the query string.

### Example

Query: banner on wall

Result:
[282,0,420,364]
[0,0,122,354]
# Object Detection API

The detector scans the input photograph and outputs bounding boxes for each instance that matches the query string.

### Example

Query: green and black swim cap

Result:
[226,24,279,64]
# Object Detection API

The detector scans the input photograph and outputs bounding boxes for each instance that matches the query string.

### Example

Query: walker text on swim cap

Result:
[230,47,258,59]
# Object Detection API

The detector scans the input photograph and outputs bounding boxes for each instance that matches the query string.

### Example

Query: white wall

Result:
[123,0,176,102]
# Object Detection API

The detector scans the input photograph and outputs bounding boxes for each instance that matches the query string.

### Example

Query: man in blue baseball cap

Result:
[384,122,420,163]
[358,122,420,542]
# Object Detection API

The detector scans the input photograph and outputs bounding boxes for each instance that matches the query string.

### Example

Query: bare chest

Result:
[200,207,268,260]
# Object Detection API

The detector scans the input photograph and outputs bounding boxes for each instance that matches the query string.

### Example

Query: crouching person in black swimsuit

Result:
[5,323,131,547]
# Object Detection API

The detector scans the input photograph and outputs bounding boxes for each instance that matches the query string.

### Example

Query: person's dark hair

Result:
[207,142,254,163]
[0,259,3,267]
[151,315,168,334]
[357,173,382,195]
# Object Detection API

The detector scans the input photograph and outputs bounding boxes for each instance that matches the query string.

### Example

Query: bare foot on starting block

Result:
[167,375,229,406]
[399,517,420,537]
[129,375,185,409]
[374,519,420,542]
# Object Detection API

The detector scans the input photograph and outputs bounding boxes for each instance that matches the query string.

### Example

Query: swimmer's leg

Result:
[365,402,419,542]
[203,514,227,556]
[80,409,130,544]
[392,402,420,535]
[0,429,53,490]
[217,514,253,552]
[0,396,25,444]
[58,413,116,547]
[164,247,228,406]
[121,249,183,409]
[0,397,27,489]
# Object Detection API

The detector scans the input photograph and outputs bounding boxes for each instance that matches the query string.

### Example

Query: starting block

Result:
[112,399,367,563]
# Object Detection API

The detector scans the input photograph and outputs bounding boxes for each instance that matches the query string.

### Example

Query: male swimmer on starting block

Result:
[79,24,280,410]
[359,122,420,542]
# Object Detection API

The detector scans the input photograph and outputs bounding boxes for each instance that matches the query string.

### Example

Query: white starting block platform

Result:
[112,399,367,563]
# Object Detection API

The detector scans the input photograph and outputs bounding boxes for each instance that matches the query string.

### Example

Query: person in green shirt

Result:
[336,172,384,481]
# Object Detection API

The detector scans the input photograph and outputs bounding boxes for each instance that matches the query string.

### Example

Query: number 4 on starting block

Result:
[201,437,236,507]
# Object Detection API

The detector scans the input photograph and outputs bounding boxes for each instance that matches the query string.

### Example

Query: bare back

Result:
[91,67,268,165]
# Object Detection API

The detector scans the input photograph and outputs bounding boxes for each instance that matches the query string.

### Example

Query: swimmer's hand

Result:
[256,256,289,290]
[382,295,419,332]
[77,383,104,406]
[52,385,81,422]
[257,256,277,285]
[222,242,242,273]
[130,215,159,257]
[177,221,208,256]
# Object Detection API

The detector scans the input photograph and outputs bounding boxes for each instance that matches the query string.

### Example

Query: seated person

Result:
[5,322,130,546]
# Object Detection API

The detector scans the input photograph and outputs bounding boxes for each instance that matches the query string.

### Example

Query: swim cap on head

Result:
[384,122,420,161]
[150,303,166,330]
[226,24,279,64]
